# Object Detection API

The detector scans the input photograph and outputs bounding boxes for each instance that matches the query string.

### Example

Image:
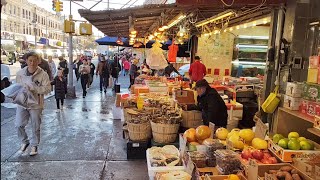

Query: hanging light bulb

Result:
[229,27,233,31]
[154,32,158,36]
[129,34,136,38]
[148,35,154,40]
[130,30,137,35]
[252,21,257,27]
[263,18,268,24]
[158,27,164,32]
[243,24,247,28]
[223,29,227,32]
[236,25,240,30]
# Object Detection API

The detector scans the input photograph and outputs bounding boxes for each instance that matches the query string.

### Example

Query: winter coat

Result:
[129,64,138,78]
[51,76,67,99]
[111,61,121,78]
[96,61,110,77]
[89,63,95,76]
[189,86,228,127]
[58,60,69,76]
[16,67,51,109]
[189,60,206,82]
[39,59,53,80]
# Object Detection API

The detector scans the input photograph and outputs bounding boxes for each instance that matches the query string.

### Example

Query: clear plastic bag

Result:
[1,83,38,108]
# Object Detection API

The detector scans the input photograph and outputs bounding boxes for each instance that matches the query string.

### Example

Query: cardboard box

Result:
[286,82,304,98]
[293,158,320,180]
[173,89,195,104]
[181,110,203,128]
[268,139,320,162]
[315,116,320,130]
[303,82,320,102]
[307,68,319,84]
[309,56,320,69]
[283,95,301,110]
[255,164,313,180]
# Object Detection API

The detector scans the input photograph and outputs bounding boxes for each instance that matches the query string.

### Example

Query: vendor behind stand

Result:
[184,79,228,128]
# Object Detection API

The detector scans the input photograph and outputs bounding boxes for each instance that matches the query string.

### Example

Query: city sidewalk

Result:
[1,69,148,179]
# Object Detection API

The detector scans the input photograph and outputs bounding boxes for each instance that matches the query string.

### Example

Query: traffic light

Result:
[55,0,63,12]
[52,0,56,11]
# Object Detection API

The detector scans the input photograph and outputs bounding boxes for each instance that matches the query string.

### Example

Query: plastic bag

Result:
[112,105,123,120]
[1,83,38,108]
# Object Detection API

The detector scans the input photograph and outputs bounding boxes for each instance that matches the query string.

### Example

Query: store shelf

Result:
[307,128,320,137]
[278,107,314,123]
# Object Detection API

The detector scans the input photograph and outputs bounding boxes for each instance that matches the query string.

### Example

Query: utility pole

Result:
[63,14,66,52]
[66,0,75,98]
[33,7,37,49]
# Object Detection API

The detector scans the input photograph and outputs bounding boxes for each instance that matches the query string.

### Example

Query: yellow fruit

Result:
[229,134,244,150]
[228,174,240,180]
[288,132,299,139]
[252,138,268,150]
[239,129,255,143]
[195,125,212,140]
[215,128,229,140]
[227,131,240,139]
[183,128,197,142]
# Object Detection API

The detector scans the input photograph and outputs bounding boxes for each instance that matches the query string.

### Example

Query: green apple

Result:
[288,132,299,139]
[298,137,307,142]
[300,140,313,150]
[278,138,289,149]
[288,139,301,150]
[273,134,284,144]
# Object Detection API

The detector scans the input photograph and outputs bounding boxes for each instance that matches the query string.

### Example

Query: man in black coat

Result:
[186,79,228,127]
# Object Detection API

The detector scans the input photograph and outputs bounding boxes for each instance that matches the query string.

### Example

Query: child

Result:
[51,69,67,110]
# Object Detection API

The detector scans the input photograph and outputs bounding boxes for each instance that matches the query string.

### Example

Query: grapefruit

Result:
[195,125,211,140]
[239,129,255,143]
[252,138,268,150]
[229,134,244,150]
[215,128,229,140]
[183,128,196,142]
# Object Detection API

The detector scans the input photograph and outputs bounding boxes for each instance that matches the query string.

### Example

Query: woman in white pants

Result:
[15,52,51,156]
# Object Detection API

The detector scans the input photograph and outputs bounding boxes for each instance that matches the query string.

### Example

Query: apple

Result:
[252,150,264,160]
[261,158,271,164]
[241,149,253,160]
[268,157,277,164]
[263,152,272,159]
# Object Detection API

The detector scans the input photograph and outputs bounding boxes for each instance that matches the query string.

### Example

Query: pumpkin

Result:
[183,128,197,142]
[195,125,211,141]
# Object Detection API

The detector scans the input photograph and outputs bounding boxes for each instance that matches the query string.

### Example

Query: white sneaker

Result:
[19,143,30,153]
[29,146,38,156]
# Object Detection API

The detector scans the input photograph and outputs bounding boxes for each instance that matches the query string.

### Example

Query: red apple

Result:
[252,150,264,160]
[241,149,253,160]
[261,158,272,164]
[268,157,277,164]
[263,152,272,159]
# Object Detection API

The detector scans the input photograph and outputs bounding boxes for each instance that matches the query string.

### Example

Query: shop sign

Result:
[1,32,14,40]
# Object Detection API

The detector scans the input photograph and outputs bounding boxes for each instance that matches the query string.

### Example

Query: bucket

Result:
[151,121,180,143]
[127,122,151,141]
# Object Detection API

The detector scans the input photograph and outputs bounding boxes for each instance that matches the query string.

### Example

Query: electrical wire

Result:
[219,0,235,7]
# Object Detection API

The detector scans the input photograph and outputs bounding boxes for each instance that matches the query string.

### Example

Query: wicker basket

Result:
[151,121,180,143]
[152,132,178,143]
[127,122,151,141]
[123,108,140,123]
[181,119,203,128]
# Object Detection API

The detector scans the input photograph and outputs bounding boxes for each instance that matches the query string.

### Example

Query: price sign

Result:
[209,122,215,138]
[186,155,195,175]
[247,159,258,180]
[179,134,187,156]
[255,118,268,139]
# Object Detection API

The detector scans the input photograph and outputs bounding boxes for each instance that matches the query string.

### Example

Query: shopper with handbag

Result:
[79,59,90,98]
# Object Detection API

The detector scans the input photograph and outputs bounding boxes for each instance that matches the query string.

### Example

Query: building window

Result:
[18,7,20,17]
[13,5,16,15]
[22,9,25,18]
[29,11,31,20]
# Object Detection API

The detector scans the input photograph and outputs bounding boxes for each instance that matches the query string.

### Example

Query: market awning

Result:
[79,1,284,39]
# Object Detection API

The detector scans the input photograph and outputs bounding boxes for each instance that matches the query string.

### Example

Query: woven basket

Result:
[127,122,151,141]
[152,132,177,143]
[123,108,140,123]
[181,110,203,128]
[181,119,203,128]
[151,121,180,134]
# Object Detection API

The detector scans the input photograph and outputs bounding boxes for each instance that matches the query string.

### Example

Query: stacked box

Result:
[302,82,320,102]
[284,82,303,111]
[284,95,302,110]
[308,56,320,84]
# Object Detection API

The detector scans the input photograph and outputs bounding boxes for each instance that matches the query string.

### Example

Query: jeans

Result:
[56,98,64,109]
[99,76,109,92]
[81,74,89,96]
[15,106,42,147]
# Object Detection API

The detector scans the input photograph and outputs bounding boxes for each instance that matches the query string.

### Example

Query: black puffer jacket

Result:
[190,86,228,127]
[51,76,67,99]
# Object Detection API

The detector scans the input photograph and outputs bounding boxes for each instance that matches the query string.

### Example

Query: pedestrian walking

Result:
[79,59,90,98]
[47,55,56,94]
[123,60,130,76]
[38,56,53,81]
[87,58,95,88]
[58,56,69,82]
[111,57,121,90]
[73,55,82,82]
[15,52,51,156]
[128,59,139,89]
[51,69,67,111]
[96,55,110,93]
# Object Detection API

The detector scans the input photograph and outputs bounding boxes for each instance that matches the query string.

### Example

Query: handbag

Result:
[261,85,280,113]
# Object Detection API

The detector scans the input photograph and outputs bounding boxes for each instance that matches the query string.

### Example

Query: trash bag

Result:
[1,83,38,108]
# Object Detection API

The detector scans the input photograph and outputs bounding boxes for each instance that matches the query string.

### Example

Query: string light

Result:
[236,25,240,30]
[229,27,233,31]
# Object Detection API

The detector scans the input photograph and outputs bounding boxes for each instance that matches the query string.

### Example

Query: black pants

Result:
[75,70,80,81]
[56,98,64,109]
[128,76,135,88]
[100,76,109,92]
[81,74,89,96]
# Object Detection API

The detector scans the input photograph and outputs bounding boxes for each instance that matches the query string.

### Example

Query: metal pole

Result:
[46,16,48,49]
[34,7,37,49]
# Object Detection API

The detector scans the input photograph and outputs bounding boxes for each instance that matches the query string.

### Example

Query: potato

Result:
[271,174,279,180]
[284,172,293,180]
[291,169,299,174]
[292,174,302,180]
[280,166,293,172]
[276,171,287,178]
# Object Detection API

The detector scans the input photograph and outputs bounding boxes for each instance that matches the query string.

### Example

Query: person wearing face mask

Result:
[184,79,228,127]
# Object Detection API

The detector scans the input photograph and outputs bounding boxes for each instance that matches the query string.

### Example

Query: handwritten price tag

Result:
[186,155,195,175]
[179,134,187,156]
[247,159,258,180]
[255,118,268,139]
[209,122,215,138]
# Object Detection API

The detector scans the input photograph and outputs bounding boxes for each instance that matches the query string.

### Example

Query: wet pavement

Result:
[1,61,148,180]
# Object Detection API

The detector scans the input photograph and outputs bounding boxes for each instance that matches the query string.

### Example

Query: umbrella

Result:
[95,36,129,46]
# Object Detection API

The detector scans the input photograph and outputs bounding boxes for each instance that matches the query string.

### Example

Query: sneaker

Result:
[104,89,107,93]
[29,146,38,156]
[19,143,30,153]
